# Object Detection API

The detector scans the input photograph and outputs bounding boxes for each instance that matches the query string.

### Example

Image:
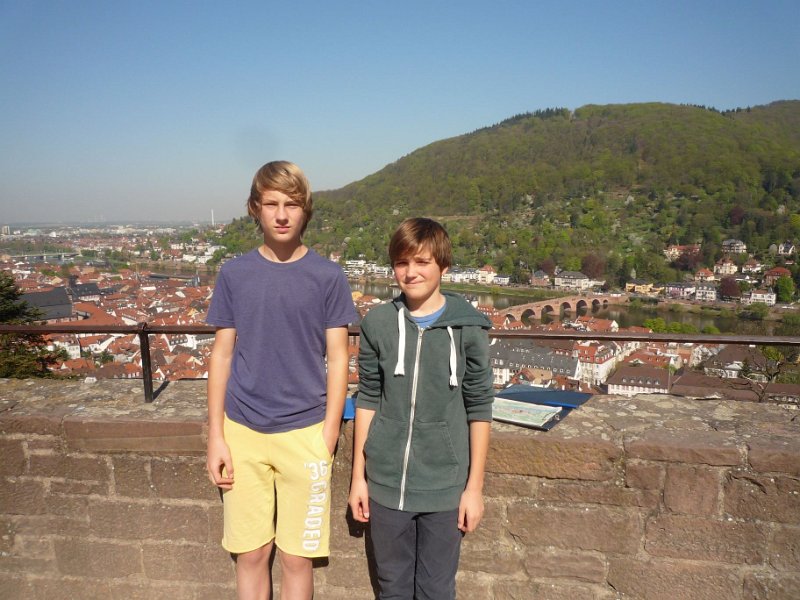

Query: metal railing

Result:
[2,322,800,402]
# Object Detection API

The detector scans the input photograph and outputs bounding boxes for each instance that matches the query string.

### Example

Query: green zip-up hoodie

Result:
[356,291,494,512]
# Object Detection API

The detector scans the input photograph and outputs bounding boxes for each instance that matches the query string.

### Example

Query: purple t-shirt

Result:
[207,248,357,433]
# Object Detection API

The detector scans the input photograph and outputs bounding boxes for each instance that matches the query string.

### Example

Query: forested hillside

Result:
[225,101,800,286]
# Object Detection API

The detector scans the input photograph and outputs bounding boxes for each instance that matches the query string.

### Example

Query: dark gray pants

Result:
[369,499,463,600]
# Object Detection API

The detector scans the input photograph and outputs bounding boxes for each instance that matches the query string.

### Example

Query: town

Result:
[2,223,799,403]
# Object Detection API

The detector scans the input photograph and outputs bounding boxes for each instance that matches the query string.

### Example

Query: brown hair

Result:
[388,218,452,270]
[246,161,313,234]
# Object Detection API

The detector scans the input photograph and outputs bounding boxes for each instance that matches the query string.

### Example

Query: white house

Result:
[606,366,671,397]
[742,289,776,306]
[695,284,717,302]
[554,271,591,291]
[477,265,497,284]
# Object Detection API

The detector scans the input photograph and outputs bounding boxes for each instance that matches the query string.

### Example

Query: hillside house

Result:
[663,244,701,261]
[741,289,777,306]
[477,265,497,284]
[713,258,737,276]
[764,266,792,286]
[742,258,765,274]
[529,270,551,287]
[665,282,696,299]
[694,268,715,282]
[722,239,747,254]
[695,283,717,302]
[554,271,590,290]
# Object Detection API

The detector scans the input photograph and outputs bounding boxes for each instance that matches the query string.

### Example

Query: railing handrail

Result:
[3,323,799,403]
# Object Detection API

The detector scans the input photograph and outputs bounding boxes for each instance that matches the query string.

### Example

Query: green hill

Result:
[300,101,800,285]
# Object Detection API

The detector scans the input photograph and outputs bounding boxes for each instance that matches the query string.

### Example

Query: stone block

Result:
[0,411,65,436]
[664,464,720,516]
[464,498,508,546]
[88,500,209,542]
[507,502,641,554]
[143,542,233,582]
[111,455,154,498]
[28,453,110,482]
[0,575,33,600]
[50,479,108,495]
[625,429,742,466]
[484,472,536,498]
[769,525,800,571]
[192,583,239,600]
[488,433,622,481]
[723,471,800,524]
[150,457,218,501]
[0,517,15,553]
[0,440,26,476]
[645,514,768,564]
[455,571,494,599]
[523,549,606,583]
[63,417,205,453]
[11,512,88,540]
[54,537,142,578]
[43,492,90,520]
[537,480,659,508]
[493,580,596,600]
[102,581,199,600]
[460,543,524,575]
[0,478,46,515]
[743,572,800,600]
[207,503,224,545]
[25,436,63,451]
[607,558,740,600]
[748,438,800,476]
[625,461,664,490]
[13,534,53,559]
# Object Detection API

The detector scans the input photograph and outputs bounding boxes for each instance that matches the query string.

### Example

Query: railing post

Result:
[138,322,154,403]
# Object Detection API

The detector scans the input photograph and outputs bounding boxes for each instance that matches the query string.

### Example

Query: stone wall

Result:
[0,379,798,599]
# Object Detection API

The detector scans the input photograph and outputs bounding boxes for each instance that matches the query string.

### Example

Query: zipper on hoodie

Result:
[398,325,424,510]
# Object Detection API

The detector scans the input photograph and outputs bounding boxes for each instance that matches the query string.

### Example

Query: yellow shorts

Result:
[221,417,333,557]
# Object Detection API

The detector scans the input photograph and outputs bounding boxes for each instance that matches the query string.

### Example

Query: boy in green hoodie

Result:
[349,217,494,599]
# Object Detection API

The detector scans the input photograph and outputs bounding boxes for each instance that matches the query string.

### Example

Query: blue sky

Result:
[1,0,798,224]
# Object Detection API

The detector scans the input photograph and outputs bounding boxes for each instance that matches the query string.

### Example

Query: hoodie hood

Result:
[391,291,491,386]
[390,291,493,329]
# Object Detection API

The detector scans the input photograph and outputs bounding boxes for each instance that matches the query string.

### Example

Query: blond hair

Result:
[246,161,313,233]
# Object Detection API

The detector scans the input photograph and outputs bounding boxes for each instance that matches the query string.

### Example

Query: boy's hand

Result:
[458,489,484,533]
[207,437,234,490]
[348,479,370,522]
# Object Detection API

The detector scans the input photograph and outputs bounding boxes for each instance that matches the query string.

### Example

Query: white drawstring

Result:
[447,326,458,387]
[394,306,457,387]
[394,307,406,376]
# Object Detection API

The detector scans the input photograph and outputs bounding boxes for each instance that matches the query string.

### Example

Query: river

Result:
[348,281,791,336]
[149,263,790,337]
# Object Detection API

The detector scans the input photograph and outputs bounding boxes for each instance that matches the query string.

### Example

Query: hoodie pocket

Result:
[406,421,459,491]
[364,416,407,488]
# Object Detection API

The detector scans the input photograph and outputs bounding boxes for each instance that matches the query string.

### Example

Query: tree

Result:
[719,277,741,300]
[0,271,56,378]
[581,253,606,279]
[674,251,702,272]
[775,276,795,303]
[538,257,556,276]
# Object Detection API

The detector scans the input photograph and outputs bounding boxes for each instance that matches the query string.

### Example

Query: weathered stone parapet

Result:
[0,379,798,599]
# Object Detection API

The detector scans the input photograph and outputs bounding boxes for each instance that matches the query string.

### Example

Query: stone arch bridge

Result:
[503,294,621,322]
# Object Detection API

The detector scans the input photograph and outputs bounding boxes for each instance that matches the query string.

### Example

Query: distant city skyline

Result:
[2,1,799,224]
